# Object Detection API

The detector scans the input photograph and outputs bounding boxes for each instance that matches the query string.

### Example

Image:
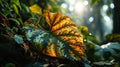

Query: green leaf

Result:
[11,0,21,10]
[90,0,99,6]
[78,26,89,35]
[86,35,96,42]
[49,0,60,12]
[3,10,11,16]
[18,18,23,25]
[8,18,20,25]
[12,4,19,15]
[21,3,30,13]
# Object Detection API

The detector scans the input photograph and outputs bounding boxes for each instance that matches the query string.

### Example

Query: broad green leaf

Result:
[90,0,99,6]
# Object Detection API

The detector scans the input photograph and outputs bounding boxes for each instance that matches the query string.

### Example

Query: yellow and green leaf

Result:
[23,11,85,61]
[29,4,42,15]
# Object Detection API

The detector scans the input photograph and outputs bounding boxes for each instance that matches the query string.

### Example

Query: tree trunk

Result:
[113,0,120,33]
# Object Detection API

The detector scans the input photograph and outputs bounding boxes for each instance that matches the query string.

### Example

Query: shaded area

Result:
[113,0,120,33]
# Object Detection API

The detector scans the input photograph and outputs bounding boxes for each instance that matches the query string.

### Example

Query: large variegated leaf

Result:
[24,11,85,61]
[44,11,85,59]
[24,26,80,60]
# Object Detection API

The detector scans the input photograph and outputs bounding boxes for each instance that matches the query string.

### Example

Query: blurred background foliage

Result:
[0,0,120,67]
[57,0,114,43]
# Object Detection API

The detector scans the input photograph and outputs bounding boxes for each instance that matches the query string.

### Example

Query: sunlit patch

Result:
[110,3,114,9]
[89,17,94,22]
[101,43,110,48]
[104,16,110,22]
[103,5,108,11]
[83,0,88,6]
[69,6,74,11]
[61,3,67,9]
[75,2,84,13]
[69,0,75,5]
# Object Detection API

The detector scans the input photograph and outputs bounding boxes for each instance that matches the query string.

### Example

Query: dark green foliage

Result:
[78,26,97,43]
[78,26,120,67]
[106,34,120,43]
[4,63,16,67]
